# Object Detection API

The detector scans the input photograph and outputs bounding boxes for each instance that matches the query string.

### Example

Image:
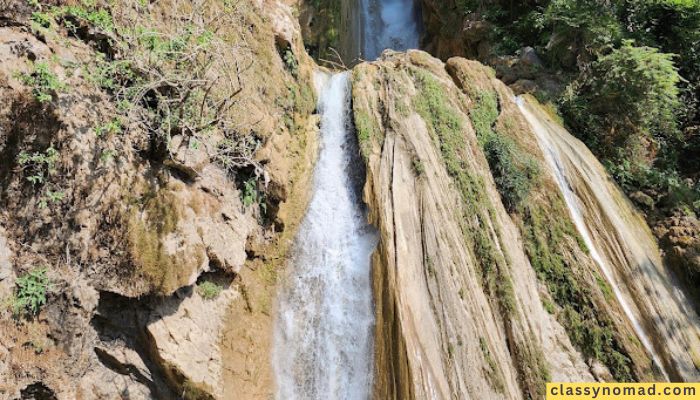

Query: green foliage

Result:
[561,41,681,165]
[412,158,425,176]
[196,281,223,300]
[470,91,540,211]
[60,4,114,31]
[100,150,116,163]
[17,147,59,185]
[282,47,299,77]
[544,0,623,58]
[241,177,267,215]
[241,178,258,207]
[39,189,64,208]
[29,1,114,32]
[609,160,700,214]
[623,0,700,81]
[303,0,341,63]
[31,11,53,29]
[19,62,64,103]
[95,118,123,137]
[13,268,51,316]
[86,55,135,92]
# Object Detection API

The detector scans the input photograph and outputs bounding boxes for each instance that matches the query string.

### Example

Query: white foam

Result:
[273,72,378,399]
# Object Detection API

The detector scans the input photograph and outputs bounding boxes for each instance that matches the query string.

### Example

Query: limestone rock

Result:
[511,79,538,95]
[165,134,211,179]
[147,284,238,399]
[353,51,597,400]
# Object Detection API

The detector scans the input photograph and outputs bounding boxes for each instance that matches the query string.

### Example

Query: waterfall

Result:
[272,72,378,399]
[517,96,700,381]
[360,0,421,60]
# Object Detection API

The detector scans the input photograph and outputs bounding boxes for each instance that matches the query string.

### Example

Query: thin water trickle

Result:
[516,97,671,379]
[272,72,378,399]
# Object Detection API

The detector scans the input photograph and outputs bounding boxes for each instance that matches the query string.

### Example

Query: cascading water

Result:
[274,0,422,397]
[517,96,700,381]
[272,72,378,399]
[360,0,421,60]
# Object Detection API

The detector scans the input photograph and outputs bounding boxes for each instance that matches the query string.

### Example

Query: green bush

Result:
[17,147,59,185]
[543,0,623,59]
[469,91,540,211]
[483,134,541,211]
[623,0,700,82]
[196,281,222,300]
[560,41,681,165]
[19,62,65,103]
[13,268,52,316]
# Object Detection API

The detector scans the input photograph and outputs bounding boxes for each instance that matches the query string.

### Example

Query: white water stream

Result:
[273,1,422,397]
[272,72,378,399]
[360,0,421,60]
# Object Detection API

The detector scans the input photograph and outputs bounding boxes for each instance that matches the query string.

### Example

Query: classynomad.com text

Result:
[546,383,699,400]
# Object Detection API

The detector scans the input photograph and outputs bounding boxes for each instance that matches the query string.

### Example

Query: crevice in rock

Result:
[19,382,57,400]
[90,290,181,400]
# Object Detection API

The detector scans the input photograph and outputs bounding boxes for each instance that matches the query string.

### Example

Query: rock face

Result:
[0,0,317,397]
[352,51,669,399]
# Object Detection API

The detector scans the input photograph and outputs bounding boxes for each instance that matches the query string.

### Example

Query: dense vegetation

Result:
[455,0,700,217]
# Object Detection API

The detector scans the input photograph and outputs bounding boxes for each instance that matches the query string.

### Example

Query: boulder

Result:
[519,46,543,68]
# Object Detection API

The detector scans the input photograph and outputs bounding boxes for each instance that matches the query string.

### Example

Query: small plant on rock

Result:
[19,62,65,103]
[196,281,222,300]
[17,146,59,185]
[13,268,52,316]
[282,47,299,77]
[412,158,425,176]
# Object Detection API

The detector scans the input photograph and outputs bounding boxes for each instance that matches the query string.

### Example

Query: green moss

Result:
[595,273,614,301]
[471,92,540,211]
[479,337,506,393]
[353,109,380,160]
[411,69,464,177]
[410,68,515,318]
[542,298,556,314]
[128,189,205,295]
[520,196,635,381]
[470,91,499,142]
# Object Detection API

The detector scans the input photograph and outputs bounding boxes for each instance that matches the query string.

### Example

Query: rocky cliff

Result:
[0,0,318,398]
[351,51,689,399]
[2,0,699,399]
